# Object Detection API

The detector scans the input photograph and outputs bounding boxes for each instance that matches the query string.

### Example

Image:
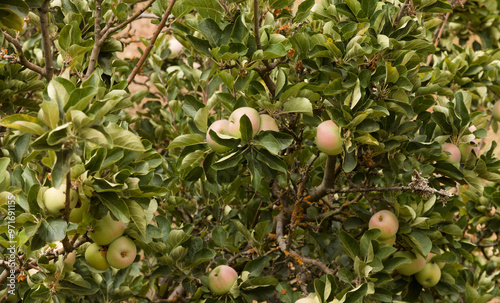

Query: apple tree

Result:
[1,0,500,302]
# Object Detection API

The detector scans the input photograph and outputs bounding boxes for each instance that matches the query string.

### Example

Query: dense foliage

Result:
[1,0,500,302]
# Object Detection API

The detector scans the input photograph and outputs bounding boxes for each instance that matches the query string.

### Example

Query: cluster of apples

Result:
[42,184,89,223]
[368,210,442,288]
[206,107,279,153]
[85,213,137,270]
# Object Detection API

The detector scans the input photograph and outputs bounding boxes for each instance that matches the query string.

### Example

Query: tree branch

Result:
[309,155,339,202]
[127,0,176,85]
[426,12,451,66]
[2,32,45,76]
[84,0,104,80]
[39,0,54,81]
[394,0,412,28]
[109,0,156,34]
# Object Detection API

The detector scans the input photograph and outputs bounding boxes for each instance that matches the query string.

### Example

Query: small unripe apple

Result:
[106,236,137,269]
[394,251,427,276]
[368,210,399,240]
[316,120,343,155]
[85,243,110,270]
[258,114,279,132]
[69,195,89,224]
[207,120,231,153]
[442,143,461,166]
[168,37,183,57]
[228,107,261,138]
[89,213,127,245]
[208,265,238,295]
[43,187,68,216]
[493,102,500,122]
[415,263,441,287]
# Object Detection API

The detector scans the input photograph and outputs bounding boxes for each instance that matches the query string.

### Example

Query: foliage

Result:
[0,0,500,302]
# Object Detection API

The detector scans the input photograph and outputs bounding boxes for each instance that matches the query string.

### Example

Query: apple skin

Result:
[69,195,89,224]
[415,263,441,287]
[426,253,445,269]
[207,120,231,153]
[43,187,69,216]
[368,210,399,240]
[316,120,343,156]
[296,299,315,303]
[394,251,427,276]
[65,251,76,267]
[228,107,261,138]
[168,38,183,57]
[208,265,238,295]
[442,143,461,166]
[85,243,110,270]
[106,236,137,269]
[258,114,279,132]
[493,102,500,122]
[89,212,127,245]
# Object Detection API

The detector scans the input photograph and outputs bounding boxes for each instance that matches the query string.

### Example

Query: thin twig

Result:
[39,0,54,81]
[426,13,450,66]
[127,0,176,84]
[2,32,45,76]
[394,0,411,28]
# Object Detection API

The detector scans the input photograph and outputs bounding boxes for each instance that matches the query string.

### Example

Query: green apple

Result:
[258,114,279,132]
[493,102,500,122]
[68,195,89,224]
[394,251,427,276]
[442,143,461,167]
[89,212,127,245]
[85,243,110,270]
[368,210,399,240]
[426,253,445,269]
[415,263,441,287]
[106,236,137,269]
[316,120,343,156]
[43,187,68,216]
[228,107,261,138]
[208,265,238,295]
[207,120,231,153]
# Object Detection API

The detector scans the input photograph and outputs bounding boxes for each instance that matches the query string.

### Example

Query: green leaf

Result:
[38,100,60,129]
[212,151,244,170]
[171,0,194,18]
[239,114,253,143]
[186,35,212,57]
[39,219,67,243]
[279,82,308,102]
[254,132,281,155]
[97,193,130,223]
[244,255,272,278]
[79,127,111,148]
[408,229,432,256]
[105,123,145,152]
[184,0,223,20]
[52,149,73,189]
[199,18,222,47]
[168,134,205,149]
[126,200,147,237]
[0,114,45,135]
[166,229,190,251]
[212,226,226,248]
[282,97,312,115]
[340,230,360,258]
[231,219,252,243]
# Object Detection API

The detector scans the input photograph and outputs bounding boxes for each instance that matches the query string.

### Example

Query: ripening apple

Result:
[442,143,461,166]
[394,251,427,276]
[228,107,261,138]
[207,120,231,153]
[296,299,316,303]
[106,236,137,269]
[493,102,500,122]
[85,243,110,270]
[258,114,279,132]
[368,210,399,240]
[208,265,238,295]
[89,212,127,245]
[316,120,343,156]
[415,263,441,287]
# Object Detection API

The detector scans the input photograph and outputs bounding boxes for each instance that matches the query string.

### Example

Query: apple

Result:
[316,120,343,156]
[426,252,445,269]
[106,236,137,269]
[207,120,231,153]
[64,251,76,267]
[85,243,110,270]
[89,212,127,245]
[258,114,279,132]
[415,262,441,287]
[459,140,479,162]
[493,102,500,122]
[43,187,68,216]
[168,37,183,57]
[442,143,461,166]
[296,299,316,303]
[394,251,427,276]
[368,210,399,240]
[68,195,89,224]
[208,265,238,295]
[379,234,396,246]
[228,107,261,138]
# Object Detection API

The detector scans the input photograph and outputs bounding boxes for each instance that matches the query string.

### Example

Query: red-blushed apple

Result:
[394,251,427,276]
[85,243,110,270]
[493,102,500,122]
[89,212,127,245]
[295,298,316,303]
[415,262,441,287]
[208,265,238,295]
[368,210,399,240]
[206,120,231,153]
[442,143,461,166]
[228,107,261,138]
[258,114,279,132]
[106,236,137,269]
[316,120,343,155]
